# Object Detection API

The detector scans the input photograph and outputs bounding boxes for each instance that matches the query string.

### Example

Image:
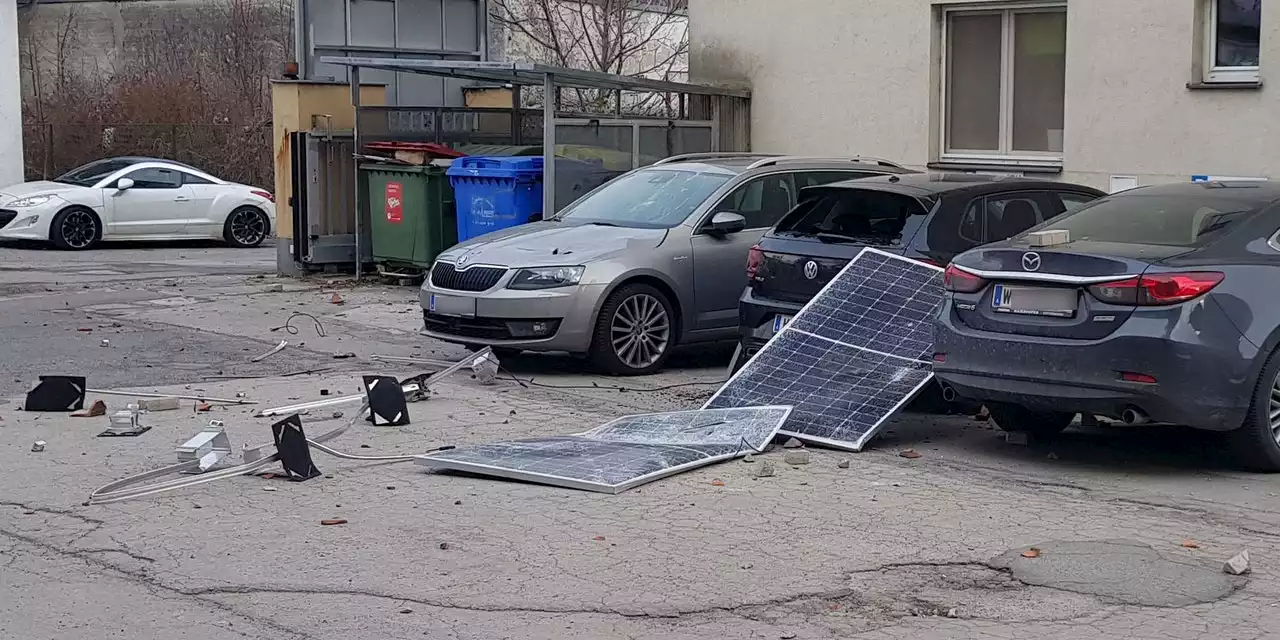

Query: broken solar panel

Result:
[414,406,792,493]
[705,248,944,452]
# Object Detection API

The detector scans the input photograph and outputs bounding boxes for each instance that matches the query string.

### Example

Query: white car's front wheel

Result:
[49,207,101,251]
[223,207,269,248]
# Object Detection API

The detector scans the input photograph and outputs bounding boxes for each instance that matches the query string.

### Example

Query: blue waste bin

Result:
[447,156,544,242]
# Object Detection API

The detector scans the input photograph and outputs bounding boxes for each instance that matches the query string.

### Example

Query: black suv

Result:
[737,174,1106,360]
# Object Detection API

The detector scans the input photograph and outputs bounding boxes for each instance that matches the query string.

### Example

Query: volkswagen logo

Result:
[803,260,819,280]
[1021,252,1042,272]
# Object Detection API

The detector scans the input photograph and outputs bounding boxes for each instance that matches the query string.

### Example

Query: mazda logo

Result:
[1021,252,1041,272]
[803,260,819,280]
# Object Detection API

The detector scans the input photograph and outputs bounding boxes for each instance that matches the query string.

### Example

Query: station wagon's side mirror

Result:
[708,211,747,236]
[114,177,134,192]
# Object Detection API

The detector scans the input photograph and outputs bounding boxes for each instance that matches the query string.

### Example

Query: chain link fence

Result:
[22,123,275,189]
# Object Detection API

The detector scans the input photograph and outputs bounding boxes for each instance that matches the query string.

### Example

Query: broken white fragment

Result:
[31,441,46,452]
[1224,550,1251,575]
[137,397,181,412]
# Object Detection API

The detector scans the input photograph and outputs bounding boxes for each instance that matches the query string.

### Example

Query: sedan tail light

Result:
[251,189,275,203]
[746,244,764,281]
[943,264,987,293]
[1088,272,1224,305]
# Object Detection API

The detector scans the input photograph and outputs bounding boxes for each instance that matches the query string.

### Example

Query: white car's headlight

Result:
[507,266,585,290]
[6,195,56,208]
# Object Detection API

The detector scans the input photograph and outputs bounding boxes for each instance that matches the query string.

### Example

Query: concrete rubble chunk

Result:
[742,454,755,463]
[782,437,804,449]
[755,461,776,478]
[1224,550,1250,575]
[783,450,811,466]
[137,397,181,412]
[31,441,46,452]
[837,459,851,469]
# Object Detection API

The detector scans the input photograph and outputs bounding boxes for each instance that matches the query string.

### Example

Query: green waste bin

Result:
[362,163,458,271]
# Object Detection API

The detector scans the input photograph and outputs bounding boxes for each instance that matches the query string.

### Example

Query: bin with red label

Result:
[361,163,457,271]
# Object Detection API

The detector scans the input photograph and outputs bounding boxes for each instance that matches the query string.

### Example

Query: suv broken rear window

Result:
[1041,194,1264,247]
[776,188,929,246]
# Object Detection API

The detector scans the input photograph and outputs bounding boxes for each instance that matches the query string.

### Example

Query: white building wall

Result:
[1,0,23,185]
[690,0,1279,191]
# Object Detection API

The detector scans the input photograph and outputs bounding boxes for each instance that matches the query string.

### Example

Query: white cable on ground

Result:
[86,402,447,504]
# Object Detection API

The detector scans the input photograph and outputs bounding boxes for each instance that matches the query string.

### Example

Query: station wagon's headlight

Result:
[507,266,585,290]
[7,195,55,208]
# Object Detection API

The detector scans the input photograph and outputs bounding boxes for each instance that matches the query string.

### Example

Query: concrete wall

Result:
[689,0,1279,190]
[1,0,21,185]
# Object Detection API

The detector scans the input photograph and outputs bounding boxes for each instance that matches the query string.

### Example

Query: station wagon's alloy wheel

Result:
[225,207,269,248]
[590,284,675,376]
[50,207,100,250]
[1269,372,1280,446]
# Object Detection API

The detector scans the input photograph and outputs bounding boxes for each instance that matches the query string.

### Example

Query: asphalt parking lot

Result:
[2,243,1279,640]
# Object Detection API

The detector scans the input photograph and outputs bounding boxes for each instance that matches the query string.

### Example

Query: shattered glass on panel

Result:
[417,406,791,493]
[704,248,945,451]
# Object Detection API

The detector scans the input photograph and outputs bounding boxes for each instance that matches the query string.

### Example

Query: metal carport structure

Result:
[319,56,751,278]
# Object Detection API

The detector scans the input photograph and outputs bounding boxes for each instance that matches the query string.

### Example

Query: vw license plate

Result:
[772,314,793,333]
[991,284,1076,318]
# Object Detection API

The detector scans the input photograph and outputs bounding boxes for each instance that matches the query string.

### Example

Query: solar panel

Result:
[414,406,792,493]
[704,247,944,451]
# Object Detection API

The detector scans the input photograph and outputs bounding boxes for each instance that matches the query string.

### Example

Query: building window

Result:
[1205,0,1262,83]
[942,6,1067,162]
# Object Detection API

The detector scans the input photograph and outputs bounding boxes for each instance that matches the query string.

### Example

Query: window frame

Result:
[938,3,1068,167]
[702,171,800,232]
[1203,0,1262,84]
[979,190,1057,242]
[121,167,183,190]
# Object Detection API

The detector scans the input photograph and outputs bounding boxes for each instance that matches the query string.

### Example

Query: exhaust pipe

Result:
[1121,408,1149,425]
[940,385,958,403]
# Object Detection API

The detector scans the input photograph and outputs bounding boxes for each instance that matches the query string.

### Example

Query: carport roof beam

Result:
[318,57,751,98]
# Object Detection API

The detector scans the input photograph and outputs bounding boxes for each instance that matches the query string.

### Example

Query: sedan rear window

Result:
[1042,194,1264,247]
[555,169,731,229]
[776,188,929,246]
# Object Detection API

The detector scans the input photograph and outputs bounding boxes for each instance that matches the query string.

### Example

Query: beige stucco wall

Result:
[690,0,1279,191]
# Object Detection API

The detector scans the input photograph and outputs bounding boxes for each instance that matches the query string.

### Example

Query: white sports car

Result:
[0,157,276,250]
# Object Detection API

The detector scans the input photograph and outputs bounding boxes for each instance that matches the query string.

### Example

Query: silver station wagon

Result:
[420,153,914,375]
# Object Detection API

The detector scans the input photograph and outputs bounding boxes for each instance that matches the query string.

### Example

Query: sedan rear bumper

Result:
[933,307,1257,431]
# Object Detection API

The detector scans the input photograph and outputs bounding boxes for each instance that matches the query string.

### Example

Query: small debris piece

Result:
[1224,550,1251,575]
[324,474,335,479]
[438,542,450,550]
[320,389,330,396]
[755,461,776,478]
[783,450,810,465]
[31,441,45,452]
[333,352,356,359]
[386,485,396,490]
[837,459,851,469]
[320,519,348,526]
[22,509,35,515]
[196,402,212,412]
[77,327,92,332]
[236,392,246,398]
[592,536,606,541]
[1021,548,1041,559]
[360,444,371,449]
[331,411,344,419]
[780,634,797,640]
[947,608,958,618]
[782,437,804,449]
[263,486,278,492]
[1181,539,1201,549]
[454,500,463,505]
[330,293,345,305]
[899,449,923,459]
[100,339,110,347]
[711,479,725,487]
[71,400,108,417]
[742,454,756,463]
[1047,452,1059,460]
[399,608,413,614]
[1005,432,1029,445]
[137,397,180,412]
[266,284,285,293]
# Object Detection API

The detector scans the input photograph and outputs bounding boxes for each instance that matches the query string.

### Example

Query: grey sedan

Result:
[421,153,913,374]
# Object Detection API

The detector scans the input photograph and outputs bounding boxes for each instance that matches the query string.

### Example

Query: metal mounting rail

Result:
[744,156,909,171]
[653,152,781,165]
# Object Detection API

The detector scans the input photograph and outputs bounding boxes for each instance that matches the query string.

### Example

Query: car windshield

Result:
[1040,193,1264,247]
[54,159,138,187]
[555,169,732,229]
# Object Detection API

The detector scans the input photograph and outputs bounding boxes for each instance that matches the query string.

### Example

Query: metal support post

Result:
[542,72,557,220]
[350,66,363,280]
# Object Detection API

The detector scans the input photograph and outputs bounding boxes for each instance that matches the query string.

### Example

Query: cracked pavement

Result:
[2,242,1280,639]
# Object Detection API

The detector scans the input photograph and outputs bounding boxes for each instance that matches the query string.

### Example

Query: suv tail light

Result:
[746,244,764,281]
[943,264,987,293]
[1088,272,1224,305]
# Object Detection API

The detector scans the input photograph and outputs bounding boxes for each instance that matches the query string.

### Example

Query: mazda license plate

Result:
[991,285,1076,318]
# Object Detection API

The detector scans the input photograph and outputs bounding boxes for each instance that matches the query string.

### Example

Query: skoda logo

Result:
[456,251,472,267]
[803,260,819,280]
[1021,252,1042,272]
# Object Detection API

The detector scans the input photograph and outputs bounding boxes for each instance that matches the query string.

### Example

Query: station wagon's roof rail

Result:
[744,156,909,171]
[653,152,782,165]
